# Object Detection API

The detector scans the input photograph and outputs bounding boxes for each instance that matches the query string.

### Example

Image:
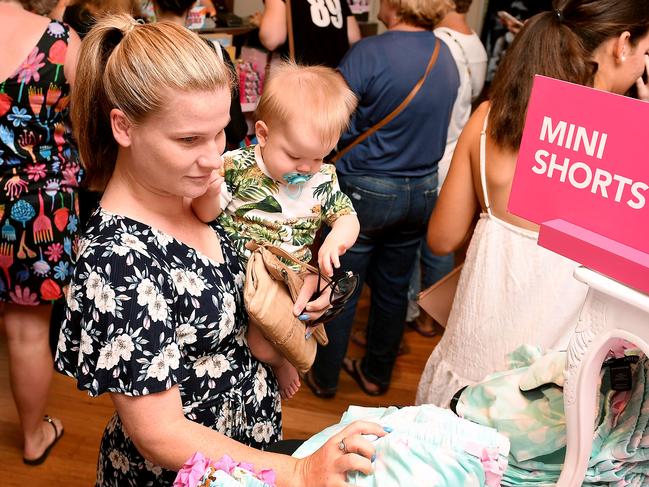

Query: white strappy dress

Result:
[415,112,588,408]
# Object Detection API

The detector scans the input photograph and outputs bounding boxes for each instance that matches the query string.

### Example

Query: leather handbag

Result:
[243,242,329,373]
[417,264,463,328]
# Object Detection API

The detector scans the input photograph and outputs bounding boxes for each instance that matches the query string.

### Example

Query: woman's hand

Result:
[249,11,263,27]
[295,421,388,486]
[293,272,331,321]
[635,54,649,102]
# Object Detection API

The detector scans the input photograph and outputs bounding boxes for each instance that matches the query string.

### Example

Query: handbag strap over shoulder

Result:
[285,0,295,61]
[330,38,441,164]
[246,241,328,282]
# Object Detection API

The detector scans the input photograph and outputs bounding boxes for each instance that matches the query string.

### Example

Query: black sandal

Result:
[342,358,388,396]
[303,369,336,399]
[23,415,64,466]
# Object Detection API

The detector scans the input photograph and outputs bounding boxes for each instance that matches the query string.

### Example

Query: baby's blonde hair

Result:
[72,14,232,190]
[255,61,357,147]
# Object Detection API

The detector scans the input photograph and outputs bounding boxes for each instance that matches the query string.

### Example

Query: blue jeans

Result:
[312,172,438,390]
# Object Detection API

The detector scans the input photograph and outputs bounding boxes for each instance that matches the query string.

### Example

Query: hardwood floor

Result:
[0,287,441,485]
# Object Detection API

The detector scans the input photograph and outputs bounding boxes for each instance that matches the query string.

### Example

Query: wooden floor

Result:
[0,287,441,485]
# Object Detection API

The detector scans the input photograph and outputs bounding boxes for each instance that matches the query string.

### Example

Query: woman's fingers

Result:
[304,288,331,315]
[636,54,649,101]
[337,433,375,460]
[336,451,373,476]
[339,420,387,439]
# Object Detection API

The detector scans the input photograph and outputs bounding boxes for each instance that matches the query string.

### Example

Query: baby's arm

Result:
[318,214,360,276]
[191,171,224,223]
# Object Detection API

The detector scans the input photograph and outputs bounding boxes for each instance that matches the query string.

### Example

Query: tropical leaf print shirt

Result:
[218,145,355,266]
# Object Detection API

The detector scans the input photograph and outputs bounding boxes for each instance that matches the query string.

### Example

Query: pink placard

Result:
[508,75,649,255]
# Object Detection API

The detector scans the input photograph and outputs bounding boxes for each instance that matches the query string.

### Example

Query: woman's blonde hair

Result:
[72,14,232,190]
[384,0,455,29]
[256,61,357,146]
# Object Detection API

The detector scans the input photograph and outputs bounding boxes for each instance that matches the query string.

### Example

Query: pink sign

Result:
[508,75,649,294]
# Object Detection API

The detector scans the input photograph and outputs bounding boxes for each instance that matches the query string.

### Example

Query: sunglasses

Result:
[309,267,359,325]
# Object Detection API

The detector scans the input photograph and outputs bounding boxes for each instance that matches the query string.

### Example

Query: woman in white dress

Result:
[417,0,649,408]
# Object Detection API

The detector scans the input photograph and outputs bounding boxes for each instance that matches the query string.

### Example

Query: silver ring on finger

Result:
[338,438,347,454]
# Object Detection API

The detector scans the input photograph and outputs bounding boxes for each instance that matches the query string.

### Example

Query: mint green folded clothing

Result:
[293,404,510,487]
[457,345,649,486]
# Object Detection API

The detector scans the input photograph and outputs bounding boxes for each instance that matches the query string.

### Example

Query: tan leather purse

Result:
[243,242,329,373]
[417,264,463,328]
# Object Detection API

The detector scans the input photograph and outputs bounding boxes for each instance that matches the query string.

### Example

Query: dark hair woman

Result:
[417,0,649,408]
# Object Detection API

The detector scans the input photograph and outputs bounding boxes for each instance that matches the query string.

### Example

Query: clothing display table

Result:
[557,266,649,486]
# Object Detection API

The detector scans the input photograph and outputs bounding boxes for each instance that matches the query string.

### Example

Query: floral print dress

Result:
[55,209,281,486]
[0,21,81,305]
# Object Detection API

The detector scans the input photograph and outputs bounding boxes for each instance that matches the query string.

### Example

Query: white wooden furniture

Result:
[556,266,649,486]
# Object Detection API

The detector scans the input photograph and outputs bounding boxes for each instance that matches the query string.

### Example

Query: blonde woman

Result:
[0,0,81,465]
[54,15,385,486]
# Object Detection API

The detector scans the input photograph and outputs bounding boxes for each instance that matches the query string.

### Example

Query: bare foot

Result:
[273,361,301,400]
[23,416,63,462]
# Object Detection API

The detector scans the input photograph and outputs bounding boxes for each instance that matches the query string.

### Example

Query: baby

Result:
[192,61,360,399]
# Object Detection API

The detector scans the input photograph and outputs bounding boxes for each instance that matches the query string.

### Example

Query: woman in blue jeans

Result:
[307,0,460,397]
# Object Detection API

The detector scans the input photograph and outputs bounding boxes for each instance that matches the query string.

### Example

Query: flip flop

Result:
[350,328,367,347]
[303,369,336,399]
[342,357,387,396]
[23,416,64,466]
[351,329,410,356]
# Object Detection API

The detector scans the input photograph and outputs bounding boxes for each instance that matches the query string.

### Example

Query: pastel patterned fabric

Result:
[55,209,281,486]
[457,345,649,485]
[0,21,81,305]
[293,405,510,486]
[218,145,355,267]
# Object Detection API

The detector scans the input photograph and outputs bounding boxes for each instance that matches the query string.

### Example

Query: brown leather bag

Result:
[243,242,328,373]
[417,265,463,328]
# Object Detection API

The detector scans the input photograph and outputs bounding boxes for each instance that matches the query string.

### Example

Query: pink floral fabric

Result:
[175,452,276,487]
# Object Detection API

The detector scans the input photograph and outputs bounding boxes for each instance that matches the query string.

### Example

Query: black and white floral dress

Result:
[55,208,281,486]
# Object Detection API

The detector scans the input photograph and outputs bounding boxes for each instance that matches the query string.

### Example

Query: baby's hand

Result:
[205,168,224,196]
[249,11,262,27]
[318,238,349,277]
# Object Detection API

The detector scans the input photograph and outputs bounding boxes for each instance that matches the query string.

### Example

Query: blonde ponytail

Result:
[71,14,233,190]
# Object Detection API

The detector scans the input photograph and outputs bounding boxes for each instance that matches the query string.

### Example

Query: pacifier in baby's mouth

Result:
[282,172,314,185]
